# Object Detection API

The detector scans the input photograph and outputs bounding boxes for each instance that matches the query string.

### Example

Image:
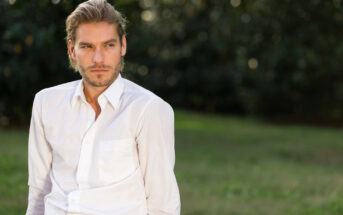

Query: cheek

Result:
[105,50,121,62]
[115,48,124,58]
[76,50,92,62]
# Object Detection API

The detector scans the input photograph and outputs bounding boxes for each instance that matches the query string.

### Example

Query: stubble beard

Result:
[77,58,123,88]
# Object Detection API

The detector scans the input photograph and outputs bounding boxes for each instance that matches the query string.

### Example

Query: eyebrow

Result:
[78,42,92,46]
[78,38,118,46]
[104,38,118,44]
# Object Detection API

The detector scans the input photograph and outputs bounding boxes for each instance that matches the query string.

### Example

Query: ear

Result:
[67,39,76,60]
[121,35,127,56]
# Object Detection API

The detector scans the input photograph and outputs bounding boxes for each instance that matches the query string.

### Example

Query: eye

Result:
[106,43,115,47]
[80,44,92,49]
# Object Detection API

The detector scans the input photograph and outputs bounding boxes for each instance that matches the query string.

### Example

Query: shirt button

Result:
[68,196,76,202]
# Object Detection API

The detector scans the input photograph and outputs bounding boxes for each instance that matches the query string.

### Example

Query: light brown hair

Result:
[65,0,127,70]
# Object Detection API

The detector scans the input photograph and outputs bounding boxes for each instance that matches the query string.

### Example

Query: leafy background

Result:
[1,0,343,125]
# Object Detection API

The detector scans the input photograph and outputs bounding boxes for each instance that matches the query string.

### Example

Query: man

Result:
[25,0,180,214]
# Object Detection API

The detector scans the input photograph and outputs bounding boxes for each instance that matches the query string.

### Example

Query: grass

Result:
[0,129,28,215]
[1,110,343,214]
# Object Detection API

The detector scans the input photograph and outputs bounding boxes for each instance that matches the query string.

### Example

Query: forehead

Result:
[75,21,119,43]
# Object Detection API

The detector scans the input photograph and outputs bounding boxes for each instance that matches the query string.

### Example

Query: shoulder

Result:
[122,78,173,114]
[35,80,81,99]
[33,80,80,109]
[35,80,80,98]
[122,78,156,100]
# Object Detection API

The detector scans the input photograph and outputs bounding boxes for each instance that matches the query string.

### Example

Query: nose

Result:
[92,47,104,64]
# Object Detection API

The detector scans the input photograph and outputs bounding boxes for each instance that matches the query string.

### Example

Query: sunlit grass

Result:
[175,110,343,215]
[0,129,28,215]
[1,110,343,214]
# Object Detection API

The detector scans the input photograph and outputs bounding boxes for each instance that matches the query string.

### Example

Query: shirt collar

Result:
[71,80,85,108]
[70,74,124,110]
[103,73,124,109]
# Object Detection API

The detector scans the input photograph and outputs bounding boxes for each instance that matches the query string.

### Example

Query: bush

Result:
[1,0,343,126]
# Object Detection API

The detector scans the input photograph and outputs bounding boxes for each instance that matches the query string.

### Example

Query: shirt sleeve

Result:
[26,92,52,215]
[136,97,181,215]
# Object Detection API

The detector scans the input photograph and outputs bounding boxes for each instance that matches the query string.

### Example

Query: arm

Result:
[26,92,52,215]
[136,98,181,215]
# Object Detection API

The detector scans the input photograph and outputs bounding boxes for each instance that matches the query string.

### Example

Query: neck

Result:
[83,82,106,104]
[83,81,108,120]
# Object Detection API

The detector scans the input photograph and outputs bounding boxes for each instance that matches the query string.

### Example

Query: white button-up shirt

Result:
[26,74,180,215]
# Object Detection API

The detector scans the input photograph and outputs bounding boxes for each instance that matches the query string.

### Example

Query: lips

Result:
[90,69,108,74]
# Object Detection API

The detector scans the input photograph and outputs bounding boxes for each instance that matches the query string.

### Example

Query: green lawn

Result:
[1,110,343,214]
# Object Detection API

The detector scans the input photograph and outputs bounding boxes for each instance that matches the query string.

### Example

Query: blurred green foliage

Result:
[1,0,343,126]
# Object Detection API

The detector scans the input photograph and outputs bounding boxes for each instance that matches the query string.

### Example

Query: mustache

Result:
[87,64,113,70]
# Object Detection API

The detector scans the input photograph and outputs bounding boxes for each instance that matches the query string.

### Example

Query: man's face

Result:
[68,22,126,88]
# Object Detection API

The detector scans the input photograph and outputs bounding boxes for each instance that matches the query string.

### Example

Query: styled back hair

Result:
[65,0,127,70]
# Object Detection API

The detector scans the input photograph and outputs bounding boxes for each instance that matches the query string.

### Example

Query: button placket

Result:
[76,103,96,189]
[76,96,107,189]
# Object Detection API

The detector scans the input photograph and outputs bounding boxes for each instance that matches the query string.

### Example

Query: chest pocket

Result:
[97,138,137,183]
